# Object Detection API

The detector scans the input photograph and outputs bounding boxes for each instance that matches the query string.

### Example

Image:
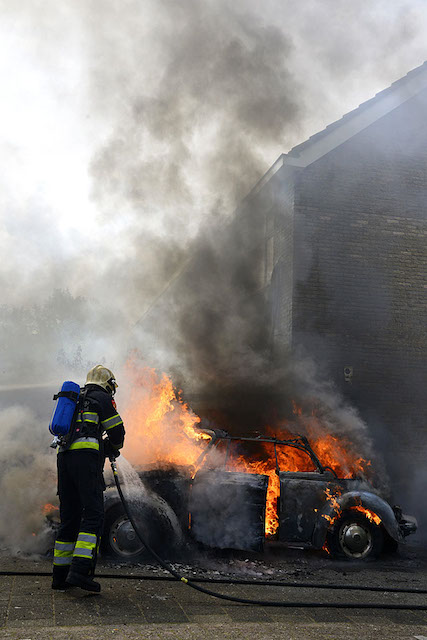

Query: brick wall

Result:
[291,88,427,470]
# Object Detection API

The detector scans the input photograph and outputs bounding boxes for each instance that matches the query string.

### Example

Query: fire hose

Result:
[1,458,425,610]
[108,458,427,611]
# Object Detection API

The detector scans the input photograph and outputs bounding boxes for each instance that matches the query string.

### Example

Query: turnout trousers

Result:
[53,450,104,580]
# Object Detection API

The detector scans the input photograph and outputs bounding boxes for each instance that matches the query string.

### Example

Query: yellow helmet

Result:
[86,365,118,395]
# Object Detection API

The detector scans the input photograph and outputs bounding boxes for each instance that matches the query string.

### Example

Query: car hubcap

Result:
[339,522,373,559]
[109,515,145,557]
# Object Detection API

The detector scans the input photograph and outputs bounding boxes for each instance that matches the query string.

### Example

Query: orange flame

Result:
[226,451,281,536]
[322,541,331,555]
[322,487,343,526]
[350,505,381,525]
[122,361,210,470]
[321,492,382,530]
[42,503,59,516]
[310,433,371,478]
[121,361,373,538]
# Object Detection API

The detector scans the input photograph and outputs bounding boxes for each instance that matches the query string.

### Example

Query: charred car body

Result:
[102,430,417,561]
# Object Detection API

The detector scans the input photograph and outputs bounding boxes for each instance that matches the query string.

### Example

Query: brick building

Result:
[139,63,426,485]
[247,62,427,474]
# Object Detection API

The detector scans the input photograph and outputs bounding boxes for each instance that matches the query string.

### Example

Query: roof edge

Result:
[245,62,427,202]
[286,61,427,168]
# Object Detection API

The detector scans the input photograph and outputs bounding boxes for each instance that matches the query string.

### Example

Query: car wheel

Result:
[102,496,183,561]
[102,503,146,560]
[327,510,384,560]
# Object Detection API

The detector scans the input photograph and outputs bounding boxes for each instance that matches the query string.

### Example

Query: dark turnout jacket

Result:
[54,383,125,574]
[63,384,125,457]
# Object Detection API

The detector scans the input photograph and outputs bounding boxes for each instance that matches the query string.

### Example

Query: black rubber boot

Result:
[66,570,101,593]
[52,565,72,590]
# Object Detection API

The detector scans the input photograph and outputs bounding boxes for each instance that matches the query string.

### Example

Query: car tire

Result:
[327,510,384,560]
[101,503,147,560]
[101,497,183,561]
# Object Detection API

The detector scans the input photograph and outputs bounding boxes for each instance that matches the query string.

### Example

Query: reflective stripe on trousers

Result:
[53,539,74,566]
[73,531,97,559]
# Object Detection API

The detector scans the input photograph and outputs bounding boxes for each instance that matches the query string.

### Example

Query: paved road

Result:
[0,552,427,640]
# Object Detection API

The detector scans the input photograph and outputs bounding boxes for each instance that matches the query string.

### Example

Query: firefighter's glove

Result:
[103,439,120,461]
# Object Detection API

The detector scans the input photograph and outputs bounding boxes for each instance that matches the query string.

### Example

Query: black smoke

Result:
[0,0,425,550]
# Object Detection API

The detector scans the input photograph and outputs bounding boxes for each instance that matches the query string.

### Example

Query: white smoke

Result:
[0,405,57,554]
[0,0,425,553]
[0,0,425,318]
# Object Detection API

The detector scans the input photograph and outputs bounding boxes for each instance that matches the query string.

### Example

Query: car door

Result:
[279,471,338,545]
[189,469,269,552]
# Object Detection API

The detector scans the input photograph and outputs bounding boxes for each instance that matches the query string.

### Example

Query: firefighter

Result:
[52,365,125,592]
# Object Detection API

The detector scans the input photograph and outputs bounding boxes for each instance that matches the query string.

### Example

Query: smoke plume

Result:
[0,406,57,553]
[0,0,426,550]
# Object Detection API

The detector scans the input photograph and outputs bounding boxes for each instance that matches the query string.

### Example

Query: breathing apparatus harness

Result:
[108,457,427,611]
[50,387,89,450]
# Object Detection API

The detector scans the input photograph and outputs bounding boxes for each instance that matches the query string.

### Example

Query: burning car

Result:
[101,429,417,561]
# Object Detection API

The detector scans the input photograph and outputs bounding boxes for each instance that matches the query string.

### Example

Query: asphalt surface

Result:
[0,544,427,639]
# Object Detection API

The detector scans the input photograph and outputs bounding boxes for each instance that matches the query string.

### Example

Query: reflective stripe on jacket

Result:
[68,437,100,452]
[76,411,99,426]
[66,384,125,453]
